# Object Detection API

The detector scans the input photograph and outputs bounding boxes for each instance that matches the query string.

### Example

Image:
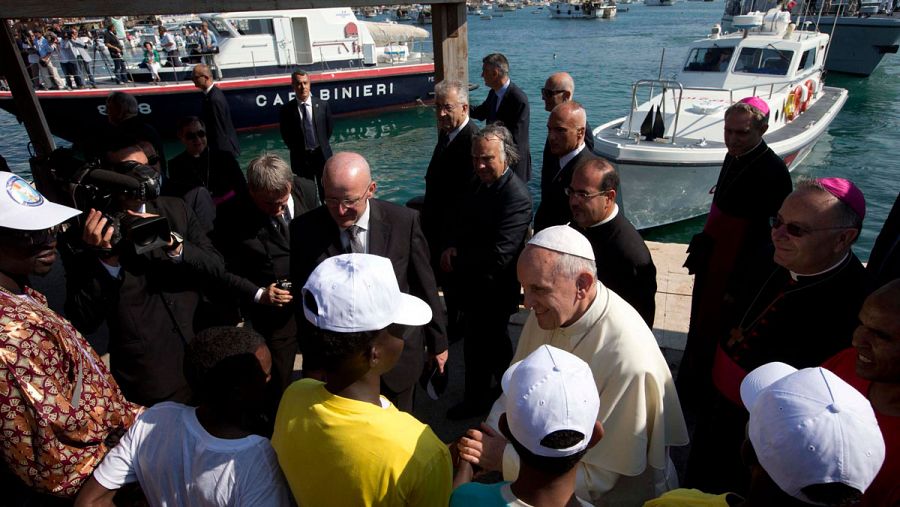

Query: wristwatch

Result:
[166,232,184,252]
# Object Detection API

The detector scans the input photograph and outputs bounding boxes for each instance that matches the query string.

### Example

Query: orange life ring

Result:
[801,79,815,112]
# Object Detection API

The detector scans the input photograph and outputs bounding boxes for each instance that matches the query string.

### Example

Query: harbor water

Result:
[1,1,897,257]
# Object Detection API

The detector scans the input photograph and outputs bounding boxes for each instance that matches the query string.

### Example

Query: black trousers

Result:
[685,391,751,495]
[463,307,513,406]
[289,147,327,200]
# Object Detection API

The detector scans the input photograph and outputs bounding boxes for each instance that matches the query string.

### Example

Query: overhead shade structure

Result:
[362,21,429,45]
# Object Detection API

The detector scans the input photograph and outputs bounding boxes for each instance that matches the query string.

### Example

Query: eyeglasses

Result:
[564,187,610,201]
[769,216,851,237]
[540,88,565,99]
[434,103,460,113]
[146,154,160,166]
[184,130,206,141]
[2,224,63,247]
[324,194,367,208]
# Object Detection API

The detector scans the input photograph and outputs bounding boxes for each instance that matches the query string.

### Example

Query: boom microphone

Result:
[84,169,142,191]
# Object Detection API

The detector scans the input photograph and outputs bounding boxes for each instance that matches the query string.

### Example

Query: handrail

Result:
[623,75,803,142]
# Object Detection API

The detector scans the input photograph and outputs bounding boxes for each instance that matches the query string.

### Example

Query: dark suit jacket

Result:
[422,119,479,262]
[201,85,240,157]
[450,170,533,314]
[279,97,334,179]
[571,213,657,327]
[471,81,532,182]
[164,147,247,203]
[534,146,594,232]
[63,197,224,407]
[290,199,448,392]
[213,177,318,339]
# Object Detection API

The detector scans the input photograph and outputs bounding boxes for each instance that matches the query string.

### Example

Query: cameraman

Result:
[64,136,225,407]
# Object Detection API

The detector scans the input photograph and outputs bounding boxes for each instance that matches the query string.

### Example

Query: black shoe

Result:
[447,400,491,421]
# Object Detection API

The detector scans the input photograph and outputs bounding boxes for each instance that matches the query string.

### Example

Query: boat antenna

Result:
[657,47,666,80]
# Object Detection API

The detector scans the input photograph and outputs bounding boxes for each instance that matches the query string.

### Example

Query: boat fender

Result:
[784,86,802,121]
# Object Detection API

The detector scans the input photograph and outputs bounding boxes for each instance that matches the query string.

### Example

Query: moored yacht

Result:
[592,12,848,229]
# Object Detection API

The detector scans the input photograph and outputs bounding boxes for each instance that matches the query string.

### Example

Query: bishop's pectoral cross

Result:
[726,327,745,349]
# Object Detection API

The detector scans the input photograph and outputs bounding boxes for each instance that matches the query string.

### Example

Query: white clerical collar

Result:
[447,117,469,143]
[558,143,586,170]
[589,203,619,227]
[734,139,763,159]
[789,252,849,281]
[342,199,371,232]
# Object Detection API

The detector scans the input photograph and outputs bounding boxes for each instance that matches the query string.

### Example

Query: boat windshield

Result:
[734,47,794,75]
[683,47,735,72]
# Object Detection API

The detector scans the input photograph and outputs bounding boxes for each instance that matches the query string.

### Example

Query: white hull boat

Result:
[549,0,617,18]
[592,12,848,229]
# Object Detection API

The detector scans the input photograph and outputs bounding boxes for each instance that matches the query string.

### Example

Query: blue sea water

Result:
[1,1,898,257]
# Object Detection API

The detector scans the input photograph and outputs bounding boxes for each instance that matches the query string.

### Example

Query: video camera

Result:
[49,148,172,255]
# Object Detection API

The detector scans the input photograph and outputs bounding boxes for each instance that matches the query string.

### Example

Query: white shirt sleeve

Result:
[92,418,143,489]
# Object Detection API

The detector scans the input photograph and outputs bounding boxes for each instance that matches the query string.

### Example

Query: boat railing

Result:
[624,77,799,143]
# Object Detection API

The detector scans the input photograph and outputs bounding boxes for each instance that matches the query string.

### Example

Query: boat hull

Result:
[592,87,848,230]
[814,16,900,76]
[0,64,435,142]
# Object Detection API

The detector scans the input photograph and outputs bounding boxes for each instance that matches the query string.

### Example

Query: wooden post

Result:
[432,2,468,87]
[0,19,56,162]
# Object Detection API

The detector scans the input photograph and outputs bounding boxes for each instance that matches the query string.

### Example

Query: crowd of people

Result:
[9,18,221,90]
[1,49,899,507]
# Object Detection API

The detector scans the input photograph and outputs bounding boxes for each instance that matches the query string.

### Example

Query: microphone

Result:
[84,169,142,191]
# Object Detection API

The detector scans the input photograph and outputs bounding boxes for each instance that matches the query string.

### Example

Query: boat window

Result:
[734,47,794,75]
[798,48,816,71]
[683,47,735,72]
[229,18,275,36]
[206,18,232,38]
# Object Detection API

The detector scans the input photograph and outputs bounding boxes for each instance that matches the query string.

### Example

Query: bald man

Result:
[192,64,240,157]
[289,152,448,412]
[533,101,594,232]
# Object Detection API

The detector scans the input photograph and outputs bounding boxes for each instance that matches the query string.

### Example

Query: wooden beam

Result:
[432,2,468,87]
[0,19,55,160]
[4,0,463,18]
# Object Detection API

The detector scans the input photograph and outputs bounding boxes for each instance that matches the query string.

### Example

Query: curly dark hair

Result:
[187,326,266,403]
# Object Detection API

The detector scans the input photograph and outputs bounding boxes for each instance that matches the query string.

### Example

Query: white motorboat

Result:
[592,12,848,229]
[549,0,617,18]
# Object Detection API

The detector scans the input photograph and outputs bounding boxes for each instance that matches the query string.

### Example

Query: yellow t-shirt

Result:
[272,379,452,506]
[643,488,742,506]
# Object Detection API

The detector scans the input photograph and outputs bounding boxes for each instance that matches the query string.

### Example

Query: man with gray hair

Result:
[213,153,319,411]
[471,53,532,182]
[457,225,688,504]
[441,124,532,419]
[423,79,479,342]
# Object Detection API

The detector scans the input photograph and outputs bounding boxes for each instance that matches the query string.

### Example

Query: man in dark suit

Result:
[569,158,657,327]
[423,80,478,341]
[213,154,318,412]
[441,125,532,419]
[64,139,224,407]
[279,70,334,199]
[533,101,594,232]
[191,64,240,158]
[470,53,531,182]
[290,152,448,412]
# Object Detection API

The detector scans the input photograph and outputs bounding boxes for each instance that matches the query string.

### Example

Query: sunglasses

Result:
[2,224,63,247]
[184,130,206,141]
[769,216,850,238]
[540,88,565,99]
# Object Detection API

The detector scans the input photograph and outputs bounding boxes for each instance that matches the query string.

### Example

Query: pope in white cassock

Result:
[458,225,689,506]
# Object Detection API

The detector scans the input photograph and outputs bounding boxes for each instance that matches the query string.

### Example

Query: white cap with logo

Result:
[501,344,600,458]
[741,362,886,505]
[302,253,432,333]
[0,172,80,230]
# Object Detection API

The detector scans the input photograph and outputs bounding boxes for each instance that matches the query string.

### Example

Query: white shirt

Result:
[340,199,372,253]
[494,79,511,110]
[93,402,291,506]
[296,97,313,116]
[447,117,470,144]
[555,143,586,183]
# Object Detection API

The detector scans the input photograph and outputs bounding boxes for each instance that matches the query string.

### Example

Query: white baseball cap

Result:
[0,172,80,230]
[302,253,432,333]
[741,363,886,504]
[528,225,595,261]
[501,345,600,458]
